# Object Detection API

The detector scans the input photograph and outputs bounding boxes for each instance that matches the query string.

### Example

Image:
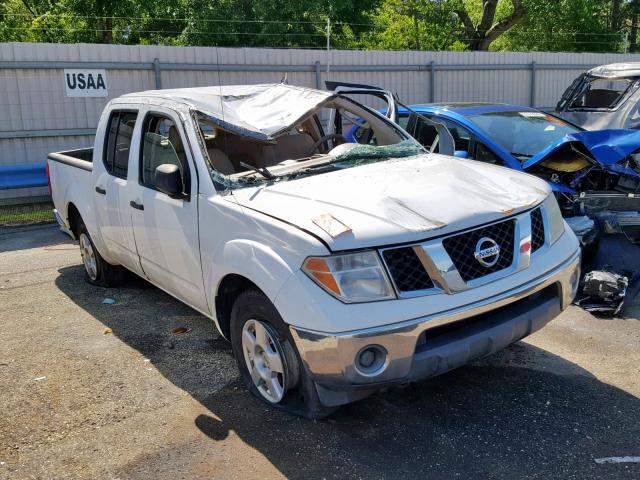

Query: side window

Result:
[439,119,471,153]
[353,125,373,144]
[474,142,503,165]
[103,111,138,178]
[398,114,410,130]
[140,114,190,195]
[413,118,439,149]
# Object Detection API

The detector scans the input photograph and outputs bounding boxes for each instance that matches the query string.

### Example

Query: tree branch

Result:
[454,7,475,37]
[485,0,525,43]
[20,0,38,17]
[478,0,499,33]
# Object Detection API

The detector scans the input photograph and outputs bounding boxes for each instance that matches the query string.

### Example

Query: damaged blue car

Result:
[347,102,640,214]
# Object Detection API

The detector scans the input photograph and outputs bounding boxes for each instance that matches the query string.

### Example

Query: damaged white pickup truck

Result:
[47,84,581,418]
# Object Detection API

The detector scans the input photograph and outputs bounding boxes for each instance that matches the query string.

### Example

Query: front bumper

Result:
[290,248,581,407]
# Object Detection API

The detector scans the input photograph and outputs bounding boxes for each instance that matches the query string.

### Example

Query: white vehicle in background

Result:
[555,62,640,130]
[47,83,581,418]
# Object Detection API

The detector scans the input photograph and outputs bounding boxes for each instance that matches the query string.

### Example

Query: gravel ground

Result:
[0,225,639,480]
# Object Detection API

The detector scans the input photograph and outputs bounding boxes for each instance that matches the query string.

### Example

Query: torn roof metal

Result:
[587,62,640,79]
[122,83,336,141]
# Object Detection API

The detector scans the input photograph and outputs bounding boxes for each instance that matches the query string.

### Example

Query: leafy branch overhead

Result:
[455,0,526,50]
[0,0,635,53]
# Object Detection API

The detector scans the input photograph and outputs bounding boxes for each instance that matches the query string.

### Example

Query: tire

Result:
[230,289,336,419]
[77,219,126,287]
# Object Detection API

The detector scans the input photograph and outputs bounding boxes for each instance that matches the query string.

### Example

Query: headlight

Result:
[302,251,396,303]
[544,194,565,244]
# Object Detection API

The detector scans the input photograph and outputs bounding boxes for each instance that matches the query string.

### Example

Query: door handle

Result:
[129,200,144,211]
[95,186,106,195]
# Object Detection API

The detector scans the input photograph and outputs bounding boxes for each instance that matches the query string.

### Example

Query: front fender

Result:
[206,238,297,323]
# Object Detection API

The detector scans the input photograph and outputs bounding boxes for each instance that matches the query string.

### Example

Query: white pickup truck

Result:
[48,84,581,418]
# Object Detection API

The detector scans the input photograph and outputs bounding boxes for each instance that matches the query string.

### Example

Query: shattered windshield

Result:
[217,139,423,189]
[196,91,420,191]
[468,111,581,160]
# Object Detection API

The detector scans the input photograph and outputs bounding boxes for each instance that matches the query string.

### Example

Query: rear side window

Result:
[569,77,637,110]
[140,114,190,195]
[103,111,138,178]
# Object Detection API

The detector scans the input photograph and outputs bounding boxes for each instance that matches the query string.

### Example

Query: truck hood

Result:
[522,129,640,170]
[230,154,549,251]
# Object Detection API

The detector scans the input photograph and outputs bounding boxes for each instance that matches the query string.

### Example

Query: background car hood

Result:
[230,154,549,251]
[522,129,640,170]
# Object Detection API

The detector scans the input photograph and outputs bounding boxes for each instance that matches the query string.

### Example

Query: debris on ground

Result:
[172,327,192,335]
[575,269,629,316]
[32,376,46,381]
[103,327,112,335]
[102,298,115,305]
[565,215,598,247]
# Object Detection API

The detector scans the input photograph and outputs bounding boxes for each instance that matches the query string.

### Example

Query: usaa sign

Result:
[64,69,108,97]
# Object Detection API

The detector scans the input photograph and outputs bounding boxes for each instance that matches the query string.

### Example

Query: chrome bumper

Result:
[290,248,581,406]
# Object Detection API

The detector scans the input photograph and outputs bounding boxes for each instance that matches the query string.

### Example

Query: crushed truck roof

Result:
[587,62,640,79]
[121,83,335,142]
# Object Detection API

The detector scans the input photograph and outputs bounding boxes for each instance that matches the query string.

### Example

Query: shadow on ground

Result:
[0,224,64,253]
[55,264,640,479]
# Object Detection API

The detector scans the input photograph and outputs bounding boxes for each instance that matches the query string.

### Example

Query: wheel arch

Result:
[209,239,298,340]
[214,274,264,340]
[66,202,82,238]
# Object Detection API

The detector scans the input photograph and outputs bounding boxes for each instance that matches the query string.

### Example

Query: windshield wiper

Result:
[239,161,275,180]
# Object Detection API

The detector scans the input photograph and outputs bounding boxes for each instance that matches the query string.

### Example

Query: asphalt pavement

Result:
[1,225,639,479]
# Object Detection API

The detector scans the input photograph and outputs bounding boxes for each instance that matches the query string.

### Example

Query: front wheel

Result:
[230,289,336,419]
[77,219,126,287]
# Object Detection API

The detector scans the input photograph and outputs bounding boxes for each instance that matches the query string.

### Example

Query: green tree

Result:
[454,0,526,50]
[494,0,616,52]
[364,0,463,51]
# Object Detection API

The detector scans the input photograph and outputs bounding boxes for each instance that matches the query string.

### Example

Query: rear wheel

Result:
[77,220,126,287]
[230,289,336,419]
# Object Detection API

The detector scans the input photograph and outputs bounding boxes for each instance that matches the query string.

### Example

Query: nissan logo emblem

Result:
[474,237,500,267]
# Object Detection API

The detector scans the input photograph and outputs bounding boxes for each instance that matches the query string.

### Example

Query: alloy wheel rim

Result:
[241,319,286,403]
[79,233,97,280]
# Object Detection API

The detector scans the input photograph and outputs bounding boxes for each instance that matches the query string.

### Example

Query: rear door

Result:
[93,108,144,275]
[128,107,207,312]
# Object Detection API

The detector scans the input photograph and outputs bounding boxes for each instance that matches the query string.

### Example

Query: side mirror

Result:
[155,164,183,197]
[453,150,469,159]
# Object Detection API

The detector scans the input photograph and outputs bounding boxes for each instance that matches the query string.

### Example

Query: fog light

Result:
[355,345,388,376]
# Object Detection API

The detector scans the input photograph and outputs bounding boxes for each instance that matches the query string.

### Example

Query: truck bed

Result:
[47,148,93,171]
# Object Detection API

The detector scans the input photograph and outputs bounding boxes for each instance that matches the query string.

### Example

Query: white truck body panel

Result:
[47,84,581,408]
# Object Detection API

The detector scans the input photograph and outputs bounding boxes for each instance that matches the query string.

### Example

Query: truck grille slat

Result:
[530,207,545,252]
[382,247,434,292]
[442,220,515,282]
[382,210,543,294]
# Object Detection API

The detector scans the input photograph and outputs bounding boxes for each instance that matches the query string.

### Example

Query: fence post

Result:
[315,61,322,90]
[530,60,536,107]
[429,61,436,102]
[153,58,162,89]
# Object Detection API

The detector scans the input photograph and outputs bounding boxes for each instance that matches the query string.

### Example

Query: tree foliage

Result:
[0,0,636,52]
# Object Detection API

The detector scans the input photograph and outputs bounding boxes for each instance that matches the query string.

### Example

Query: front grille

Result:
[442,220,515,282]
[382,247,434,292]
[530,208,545,252]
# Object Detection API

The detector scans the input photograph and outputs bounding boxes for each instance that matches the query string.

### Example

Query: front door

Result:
[129,109,207,312]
